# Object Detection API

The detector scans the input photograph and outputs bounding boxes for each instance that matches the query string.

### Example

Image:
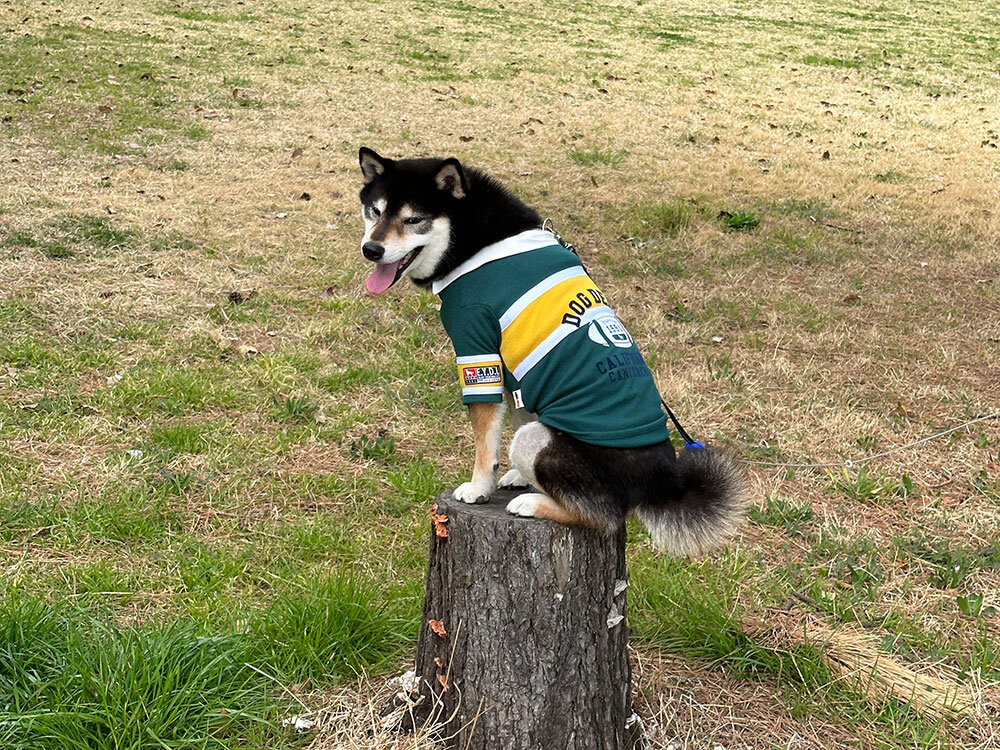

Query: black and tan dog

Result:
[357,147,747,555]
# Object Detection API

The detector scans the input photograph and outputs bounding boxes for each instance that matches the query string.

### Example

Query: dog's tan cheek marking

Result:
[468,402,504,479]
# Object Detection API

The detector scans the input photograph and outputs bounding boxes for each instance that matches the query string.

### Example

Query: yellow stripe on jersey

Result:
[500,274,608,373]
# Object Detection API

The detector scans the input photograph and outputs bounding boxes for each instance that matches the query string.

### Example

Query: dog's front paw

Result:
[498,468,528,489]
[453,479,495,504]
[506,492,546,518]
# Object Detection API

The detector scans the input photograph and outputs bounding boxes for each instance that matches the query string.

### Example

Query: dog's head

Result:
[357,147,466,294]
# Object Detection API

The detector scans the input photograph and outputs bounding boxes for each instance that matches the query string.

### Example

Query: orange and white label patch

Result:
[458,362,503,387]
[455,355,504,396]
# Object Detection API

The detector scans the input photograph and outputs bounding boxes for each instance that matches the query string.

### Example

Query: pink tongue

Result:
[364,260,403,295]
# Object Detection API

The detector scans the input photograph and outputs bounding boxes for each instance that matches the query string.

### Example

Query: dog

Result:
[356,146,747,555]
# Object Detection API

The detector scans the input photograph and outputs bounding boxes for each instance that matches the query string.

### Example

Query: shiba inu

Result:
[357,146,747,555]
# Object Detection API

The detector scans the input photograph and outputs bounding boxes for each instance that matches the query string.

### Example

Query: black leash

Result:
[660,399,704,449]
[544,219,705,451]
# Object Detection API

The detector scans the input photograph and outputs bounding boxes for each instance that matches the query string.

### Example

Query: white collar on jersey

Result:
[431,228,558,294]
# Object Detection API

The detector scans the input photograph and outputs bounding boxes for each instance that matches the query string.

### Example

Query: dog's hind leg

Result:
[506,492,588,525]
[506,422,618,531]
[498,389,536,489]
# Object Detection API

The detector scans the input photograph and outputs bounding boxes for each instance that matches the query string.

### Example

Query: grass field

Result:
[1,0,998,747]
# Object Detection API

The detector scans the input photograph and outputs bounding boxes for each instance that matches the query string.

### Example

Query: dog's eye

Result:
[403,216,427,226]
[370,206,381,218]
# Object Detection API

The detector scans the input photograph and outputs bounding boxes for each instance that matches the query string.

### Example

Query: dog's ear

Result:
[359,147,388,183]
[434,158,467,199]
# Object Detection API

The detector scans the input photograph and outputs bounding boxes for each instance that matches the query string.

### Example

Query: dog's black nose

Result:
[362,241,385,261]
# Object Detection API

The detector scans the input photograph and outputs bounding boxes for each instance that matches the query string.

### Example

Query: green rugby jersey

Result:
[434,229,670,448]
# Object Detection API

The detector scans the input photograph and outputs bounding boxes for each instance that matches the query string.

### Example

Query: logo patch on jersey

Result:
[587,315,634,349]
[461,364,502,386]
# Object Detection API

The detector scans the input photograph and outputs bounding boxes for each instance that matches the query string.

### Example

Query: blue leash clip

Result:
[661,398,705,450]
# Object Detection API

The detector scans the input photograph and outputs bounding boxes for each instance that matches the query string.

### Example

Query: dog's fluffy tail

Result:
[635,446,749,556]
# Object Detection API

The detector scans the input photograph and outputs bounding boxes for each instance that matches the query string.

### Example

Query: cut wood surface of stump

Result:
[413,489,639,750]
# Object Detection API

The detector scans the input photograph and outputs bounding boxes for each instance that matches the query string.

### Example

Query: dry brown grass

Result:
[2,0,998,746]
[744,610,999,725]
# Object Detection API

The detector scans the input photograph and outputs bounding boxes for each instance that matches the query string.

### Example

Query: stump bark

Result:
[413,489,639,750]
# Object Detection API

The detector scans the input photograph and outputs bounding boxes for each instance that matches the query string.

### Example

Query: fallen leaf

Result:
[97,104,112,113]
[436,673,449,692]
[428,619,447,638]
[228,290,257,304]
[291,147,303,159]
[822,150,831,160]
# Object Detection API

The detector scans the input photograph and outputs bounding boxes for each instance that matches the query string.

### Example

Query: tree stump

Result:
[413,489,639,750]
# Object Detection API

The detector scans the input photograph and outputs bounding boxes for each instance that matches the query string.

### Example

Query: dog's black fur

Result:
[359,148,748,555]
[534,430,747,553]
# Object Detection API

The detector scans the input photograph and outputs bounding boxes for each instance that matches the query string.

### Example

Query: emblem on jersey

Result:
[461,365,503,386]
[587,315,633,349]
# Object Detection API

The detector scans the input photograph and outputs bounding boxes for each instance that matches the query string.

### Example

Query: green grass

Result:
[0,214,191,261]
[0,595,279,749]
[249,574,417,684]
[623,198,694,240]
[749,494,815,536]
[802,54,862,68]
[568,147,629,166]
[719,209,761,231]
[0,572,418,747]
[827,469,909,504]
[4,0,998,745]
[627,546,949,742]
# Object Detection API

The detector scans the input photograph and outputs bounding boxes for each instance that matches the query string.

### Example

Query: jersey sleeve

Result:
[441,302,504,404]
